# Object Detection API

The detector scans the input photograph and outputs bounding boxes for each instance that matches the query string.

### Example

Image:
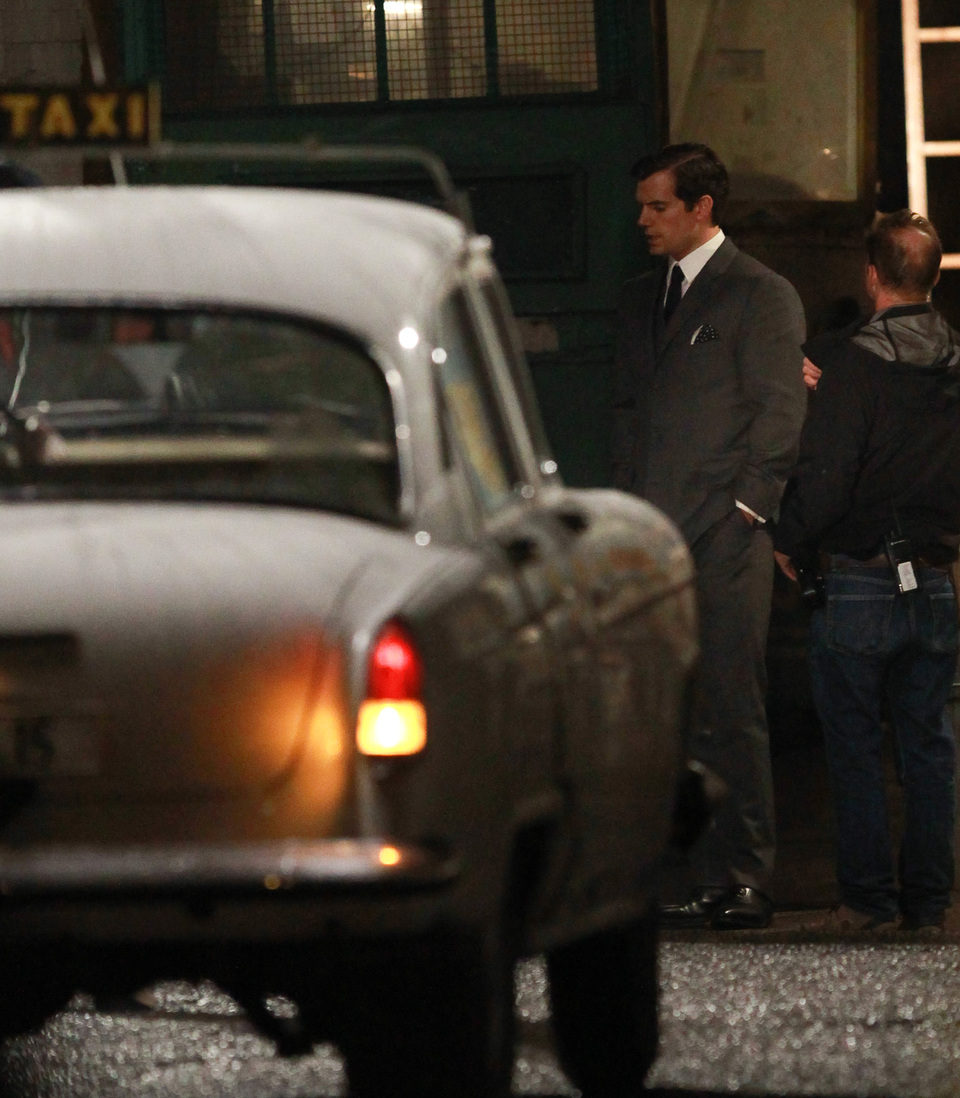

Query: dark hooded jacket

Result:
[774,303,960,565]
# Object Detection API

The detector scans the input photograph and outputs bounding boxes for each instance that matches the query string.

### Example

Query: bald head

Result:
[866,210,942,302]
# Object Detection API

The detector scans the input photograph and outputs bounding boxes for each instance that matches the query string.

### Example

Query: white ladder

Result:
[901,0,960,268]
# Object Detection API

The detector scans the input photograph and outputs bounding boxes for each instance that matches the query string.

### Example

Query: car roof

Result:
[0,185,470,348]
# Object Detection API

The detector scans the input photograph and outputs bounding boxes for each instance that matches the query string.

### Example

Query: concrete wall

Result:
[667,0,860,203]
[1,0,83,83]
[0,0,85,182]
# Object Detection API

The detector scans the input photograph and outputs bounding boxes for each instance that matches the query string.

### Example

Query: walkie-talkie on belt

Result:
[884,531,918,593]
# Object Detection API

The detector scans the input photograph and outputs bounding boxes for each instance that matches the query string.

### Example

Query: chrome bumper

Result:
[0,838,459,901]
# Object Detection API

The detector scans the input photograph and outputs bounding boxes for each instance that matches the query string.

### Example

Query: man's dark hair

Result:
[630,142,730,223]
[866,209,942,297]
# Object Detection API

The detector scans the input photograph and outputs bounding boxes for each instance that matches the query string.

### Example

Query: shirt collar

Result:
[668,228,725,289]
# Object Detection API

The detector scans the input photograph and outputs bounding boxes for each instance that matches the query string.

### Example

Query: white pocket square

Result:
[691,324,720,345]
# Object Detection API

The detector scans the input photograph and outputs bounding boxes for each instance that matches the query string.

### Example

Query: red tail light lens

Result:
[367,622,423,699]
[357,622,426,757]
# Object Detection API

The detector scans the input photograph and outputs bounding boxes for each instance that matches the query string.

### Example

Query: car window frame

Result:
[430,281,528,519]
[455,244,558,501]
[468,266,560,487]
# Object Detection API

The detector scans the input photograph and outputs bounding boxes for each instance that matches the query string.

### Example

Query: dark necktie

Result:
[663,264,684,323]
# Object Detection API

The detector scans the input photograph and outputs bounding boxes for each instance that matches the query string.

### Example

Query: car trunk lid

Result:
[0,502,368,803]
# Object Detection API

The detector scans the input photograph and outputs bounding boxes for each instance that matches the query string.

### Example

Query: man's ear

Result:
[696,194,714,223]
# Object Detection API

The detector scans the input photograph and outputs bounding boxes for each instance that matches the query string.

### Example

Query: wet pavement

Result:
[3,930,958,1097]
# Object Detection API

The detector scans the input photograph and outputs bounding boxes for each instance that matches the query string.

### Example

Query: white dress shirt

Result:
[663,228,725,308]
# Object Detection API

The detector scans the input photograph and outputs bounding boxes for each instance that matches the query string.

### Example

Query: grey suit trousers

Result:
[686,508,776,890]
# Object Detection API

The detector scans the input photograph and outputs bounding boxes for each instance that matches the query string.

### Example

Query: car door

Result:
[467,265,695,931]
[429,282,583,833]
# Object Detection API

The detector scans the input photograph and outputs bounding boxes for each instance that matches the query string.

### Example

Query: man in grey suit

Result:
[613,143,807,929]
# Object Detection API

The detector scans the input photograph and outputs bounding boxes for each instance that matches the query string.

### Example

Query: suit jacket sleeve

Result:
[733,271,808,520]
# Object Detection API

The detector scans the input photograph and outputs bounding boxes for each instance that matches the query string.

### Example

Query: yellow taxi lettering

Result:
[85,92,120,139]
[39,95,77,139]
[0,93,39,139]
[0,85,158,146]
[125,92,146,140]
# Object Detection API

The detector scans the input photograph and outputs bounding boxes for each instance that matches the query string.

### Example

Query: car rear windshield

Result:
[0,308,399,522]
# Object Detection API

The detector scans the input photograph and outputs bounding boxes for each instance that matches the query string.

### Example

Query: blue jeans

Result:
[808,564,958,923]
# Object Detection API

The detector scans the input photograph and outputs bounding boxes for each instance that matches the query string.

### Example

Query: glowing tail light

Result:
[356,622,427,756]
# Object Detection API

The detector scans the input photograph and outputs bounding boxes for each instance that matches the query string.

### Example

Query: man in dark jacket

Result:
[774,210,960,935]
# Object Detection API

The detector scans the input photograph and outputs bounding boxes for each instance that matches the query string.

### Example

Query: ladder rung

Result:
[917,27,960,43]
[921,141,960,157]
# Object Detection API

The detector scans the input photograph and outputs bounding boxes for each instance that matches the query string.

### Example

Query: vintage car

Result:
[0,157,697,1097]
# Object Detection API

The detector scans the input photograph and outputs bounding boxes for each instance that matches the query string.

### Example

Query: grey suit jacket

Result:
[612,237,807,546]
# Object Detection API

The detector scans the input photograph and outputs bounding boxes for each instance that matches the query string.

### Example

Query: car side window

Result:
[434,289,521,514]
[477,277,558,481]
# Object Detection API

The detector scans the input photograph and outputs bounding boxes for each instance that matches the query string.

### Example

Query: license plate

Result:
[0,715,101,777]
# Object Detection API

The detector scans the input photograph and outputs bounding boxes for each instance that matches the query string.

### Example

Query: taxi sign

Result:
[0,85,160,147]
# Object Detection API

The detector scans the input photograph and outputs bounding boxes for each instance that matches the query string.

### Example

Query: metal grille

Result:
[385,1,487,100]
[275,2,378,103]
[496,0,597,94]
[161,0,597,111]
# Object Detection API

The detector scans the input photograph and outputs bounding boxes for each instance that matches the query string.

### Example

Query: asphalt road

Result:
[1,941,958,1098]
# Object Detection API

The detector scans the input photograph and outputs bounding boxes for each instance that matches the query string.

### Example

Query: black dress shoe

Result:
[710,885,774,929]
[660,886,728,928]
